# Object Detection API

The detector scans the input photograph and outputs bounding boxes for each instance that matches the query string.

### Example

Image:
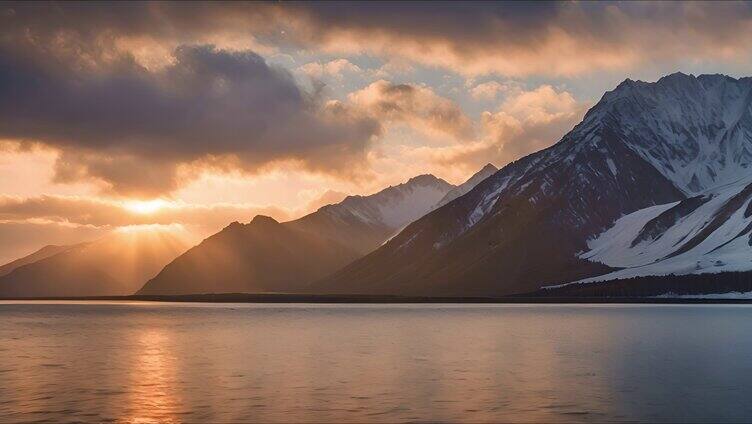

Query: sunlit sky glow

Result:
[2,1,752,263]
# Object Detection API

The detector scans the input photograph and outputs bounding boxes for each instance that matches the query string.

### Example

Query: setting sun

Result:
[124,199,169,215]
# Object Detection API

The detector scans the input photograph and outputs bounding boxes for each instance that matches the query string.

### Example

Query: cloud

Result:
[5,2,752,79]
[298,58,361,80]
[282,2,752,76]
[0,195,293,232]
[0,2,281,69]
[470,81,516,101]
[482,85,587,158]
[348,80,475,141]
[366,60,415,80]
[0,43,381,195]
[428,85,589,171]
[5,1,752,198]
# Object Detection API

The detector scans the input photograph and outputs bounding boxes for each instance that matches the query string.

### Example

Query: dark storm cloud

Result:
[282,1,752,75]
[287,1,562,45]
[0,42,380,195]
[5,1,752,77]
[3,1,752,194]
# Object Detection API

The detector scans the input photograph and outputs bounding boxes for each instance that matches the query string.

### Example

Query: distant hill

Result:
[0,244,81,277]
[0,229,189,297]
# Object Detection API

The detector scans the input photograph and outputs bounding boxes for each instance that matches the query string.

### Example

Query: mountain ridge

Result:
[138,173,467,295]
[315,73,752,297]
[0,244,83,277]
[0,230,189,297]
[434,164,498,209]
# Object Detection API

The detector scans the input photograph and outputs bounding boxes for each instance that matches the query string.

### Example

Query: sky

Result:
[3,1,752,263]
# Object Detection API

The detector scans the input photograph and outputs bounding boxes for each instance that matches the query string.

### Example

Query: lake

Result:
[1,302,751,423]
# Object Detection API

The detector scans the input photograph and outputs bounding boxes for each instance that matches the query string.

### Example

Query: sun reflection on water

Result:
[125,329,183,424]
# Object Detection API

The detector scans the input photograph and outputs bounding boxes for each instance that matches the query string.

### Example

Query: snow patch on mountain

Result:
[377,181,452,228]
[322,174,454,230]
[573,177,752,285]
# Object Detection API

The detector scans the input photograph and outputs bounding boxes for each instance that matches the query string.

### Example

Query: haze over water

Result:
[1,302,751,423]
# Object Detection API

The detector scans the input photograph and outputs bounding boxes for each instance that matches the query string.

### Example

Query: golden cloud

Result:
[348,80,475,141]
[426,85,590,171]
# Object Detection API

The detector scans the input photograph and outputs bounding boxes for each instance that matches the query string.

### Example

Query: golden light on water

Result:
[125,329,182,424]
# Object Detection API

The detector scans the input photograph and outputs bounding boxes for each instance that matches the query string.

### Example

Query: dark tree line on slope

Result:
[532,271,752,297]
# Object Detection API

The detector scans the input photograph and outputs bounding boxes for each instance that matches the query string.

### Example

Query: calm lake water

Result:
[1,302,752,423]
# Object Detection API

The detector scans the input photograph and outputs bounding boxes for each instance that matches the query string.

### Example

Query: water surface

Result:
[1,302,751,423]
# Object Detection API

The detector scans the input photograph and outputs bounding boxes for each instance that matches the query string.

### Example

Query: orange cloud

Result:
[282,2,752,76]
[470,81,516,101]
[0,43,381,196]
[348,80,475,141]
[425,85,589,172]
[0,195,293,231]
[6,2,752,79]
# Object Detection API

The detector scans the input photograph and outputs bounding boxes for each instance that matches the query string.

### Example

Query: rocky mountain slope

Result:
[316,73,752,297]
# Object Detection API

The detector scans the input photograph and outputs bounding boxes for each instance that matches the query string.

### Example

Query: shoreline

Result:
[2,293,752,304]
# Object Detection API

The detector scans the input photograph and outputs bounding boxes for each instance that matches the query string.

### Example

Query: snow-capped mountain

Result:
[433,164,498,209]
[290,174,455,253]
[316,73,752,297]
[138,174,455,295]
[582,73,752,193]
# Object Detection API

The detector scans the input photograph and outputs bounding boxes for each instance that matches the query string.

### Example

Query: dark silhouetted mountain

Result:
[0,229,189,297]
[0,244,81,277]
[139,216,361,295]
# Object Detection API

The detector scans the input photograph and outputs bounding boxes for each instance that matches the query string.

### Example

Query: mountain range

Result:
[0,244,81,278]
[0,229,189,297]
[137,173,463,295]
[4,73,752,298]
[316,73,752,297]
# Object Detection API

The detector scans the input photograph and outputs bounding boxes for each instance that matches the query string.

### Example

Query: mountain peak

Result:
[433,163,499,209]
[250,215,279,225]
[224,221,243,230]
[658,71,693,81]
[581,72,752,194]
[609,72,697,97]
[405,174,446,187]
